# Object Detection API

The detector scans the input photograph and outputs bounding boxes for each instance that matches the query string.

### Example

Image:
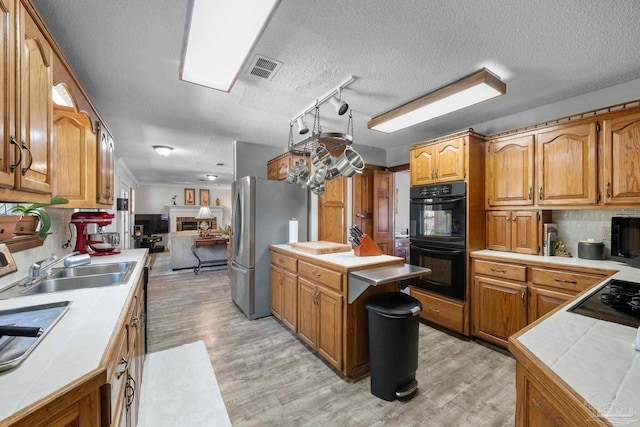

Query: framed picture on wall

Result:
[185,188,195,205]
[200,189,210,206]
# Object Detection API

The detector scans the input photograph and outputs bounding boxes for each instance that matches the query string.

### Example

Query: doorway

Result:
[393,170,410,262]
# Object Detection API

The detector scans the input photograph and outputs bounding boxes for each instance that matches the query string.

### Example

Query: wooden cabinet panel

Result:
[0,0,15,189]
[18,4,52,194]
[529,286,573,322]
[472,275,527,348]
[410,137,465,186]
[486,136,534,207]
[270,265,283,320]
[270,252,297,273]
[266,153,310,181]
[299,261,342,291]
[517,364,572,427]
[529,267,605,293]
[434,137,465,183]
[282,270,298,332]
[536,122,597,205]
[410,287,465,334]
[318,176,347,243]
[297,278,317,348]
[487,211,542,255]
[474,259,526,282]
[601,111,640,205]
[316,285,342,370]
[409,144,436,186]
[97,122,114,204]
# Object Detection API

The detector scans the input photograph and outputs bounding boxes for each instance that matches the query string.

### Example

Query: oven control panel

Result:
[413,181,465,198]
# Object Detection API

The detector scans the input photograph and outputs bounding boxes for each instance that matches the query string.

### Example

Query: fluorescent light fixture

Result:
[368,68,506,133]
[206,174,218,181]
[180,0,281,92]
[153,145,174,156]
[52,84,74,108]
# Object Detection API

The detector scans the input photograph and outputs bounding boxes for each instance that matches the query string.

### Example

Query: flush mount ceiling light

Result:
[180,0,281,92]
[153,145,174,156]
[296,116,309,135]
[368,68,506,133]
[329,89,349,116]
[206,174,218,181]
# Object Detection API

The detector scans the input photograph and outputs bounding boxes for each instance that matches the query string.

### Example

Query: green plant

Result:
[10,196,69,239]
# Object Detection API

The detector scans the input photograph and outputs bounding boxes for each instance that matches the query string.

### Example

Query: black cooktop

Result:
[568,279,640,328]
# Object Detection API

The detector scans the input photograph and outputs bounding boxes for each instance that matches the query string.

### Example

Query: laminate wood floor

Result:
[147,258,516,427]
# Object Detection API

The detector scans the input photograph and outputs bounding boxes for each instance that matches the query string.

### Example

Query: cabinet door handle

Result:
[606,181,611,198]
[130,316,139,328]
[528,186,533,200]
[125,375,136,408]
[539,186,543,200]
[21,141,33,175]
[435,168,438,178]
[490,268,507,273]
[10,136,22,173]
[555,278,577,284]
[521,291,526,305]
[431,169,434,179]
[312,271,321,279]
[116,357,128,379]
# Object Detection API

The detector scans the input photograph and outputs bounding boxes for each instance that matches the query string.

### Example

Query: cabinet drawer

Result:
[530,267,605,292]
[108,331,128,423]
[271,252,297,272]
[474,259,526,282]
[298,261,342,291]
[410,288,465,333]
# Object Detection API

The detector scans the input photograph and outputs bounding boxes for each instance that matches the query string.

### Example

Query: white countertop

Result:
[270,243,404,269]
[472,250,640,426]
[0,249,147,423]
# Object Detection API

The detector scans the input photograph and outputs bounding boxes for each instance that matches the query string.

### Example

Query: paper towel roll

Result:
[289,218,298,243]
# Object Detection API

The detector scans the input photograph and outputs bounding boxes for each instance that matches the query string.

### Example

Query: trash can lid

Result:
[365,292,422,316]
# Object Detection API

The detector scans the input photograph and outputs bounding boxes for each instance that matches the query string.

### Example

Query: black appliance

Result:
[409,182,466,301]
[568,279,640,328]
[611,216,640,268]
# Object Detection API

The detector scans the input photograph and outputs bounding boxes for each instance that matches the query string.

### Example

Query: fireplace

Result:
[169,207,224,233]
[176,217,216,232]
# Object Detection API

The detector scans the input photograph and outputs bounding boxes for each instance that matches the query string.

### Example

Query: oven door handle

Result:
[411,197,464,205]
[411,246,464,256]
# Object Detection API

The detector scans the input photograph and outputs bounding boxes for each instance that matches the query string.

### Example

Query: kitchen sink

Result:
[49,262,133,278]
[0,262,136,299]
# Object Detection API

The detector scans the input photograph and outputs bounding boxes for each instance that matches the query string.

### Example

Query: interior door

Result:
[373,170,393,255]
[352,169,373,236]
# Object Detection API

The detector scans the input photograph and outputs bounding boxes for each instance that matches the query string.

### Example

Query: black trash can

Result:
[366,292,422,401]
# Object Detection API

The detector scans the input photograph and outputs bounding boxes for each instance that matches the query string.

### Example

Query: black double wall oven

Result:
[409,182,466,301]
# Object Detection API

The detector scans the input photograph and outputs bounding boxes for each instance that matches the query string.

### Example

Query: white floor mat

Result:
[137,341,231,427]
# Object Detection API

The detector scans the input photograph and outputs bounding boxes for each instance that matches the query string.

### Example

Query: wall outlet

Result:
[602,226,611,240]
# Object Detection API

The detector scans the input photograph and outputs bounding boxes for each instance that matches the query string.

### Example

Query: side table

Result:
[191,238,229,274]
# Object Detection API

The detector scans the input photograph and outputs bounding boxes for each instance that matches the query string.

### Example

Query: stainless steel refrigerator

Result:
[231,176,308,319]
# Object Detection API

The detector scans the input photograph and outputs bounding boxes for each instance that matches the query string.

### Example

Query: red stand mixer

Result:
[71,211,121,256]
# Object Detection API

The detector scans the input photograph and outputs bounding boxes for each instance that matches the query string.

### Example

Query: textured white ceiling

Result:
[32,0,640,186]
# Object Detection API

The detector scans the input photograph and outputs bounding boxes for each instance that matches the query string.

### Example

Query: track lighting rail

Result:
[290,75,356,124]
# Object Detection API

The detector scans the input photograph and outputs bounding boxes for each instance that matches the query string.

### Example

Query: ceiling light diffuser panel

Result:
[368,68,506,133]
[180,0,281,92]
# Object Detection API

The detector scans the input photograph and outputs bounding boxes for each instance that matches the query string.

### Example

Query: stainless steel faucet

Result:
[28,252,81,281]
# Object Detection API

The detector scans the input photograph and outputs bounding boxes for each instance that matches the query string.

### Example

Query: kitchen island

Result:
[0,249,148,426]
[470,250,640,427]
[269,244,406,380]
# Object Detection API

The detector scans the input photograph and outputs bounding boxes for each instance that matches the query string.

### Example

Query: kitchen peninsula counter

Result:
[470,250,640,426]
[269,244,405,380]
[0,249,148,426]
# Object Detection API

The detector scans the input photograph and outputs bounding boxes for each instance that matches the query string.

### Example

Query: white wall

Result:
[386,76,640,167]
[394,171,410,234]
[234,140,284,181]
[135,183,232,227]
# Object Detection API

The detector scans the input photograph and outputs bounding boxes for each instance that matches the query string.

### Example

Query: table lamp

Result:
[195,206,215,238]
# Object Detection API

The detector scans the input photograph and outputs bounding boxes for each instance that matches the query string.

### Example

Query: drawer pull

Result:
[539,186,543,200]
[606,182,611,198]
[278,257,285,263]
[429,307,440,313]
[528,186,533,200]
[490,268,507,273]
[555,278,577,284]
[312,271,322,279]
[116,357,128,379]
[130,316,139,328]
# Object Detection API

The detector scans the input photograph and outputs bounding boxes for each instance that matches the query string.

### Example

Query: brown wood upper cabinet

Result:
[0,0,53,202]
[266,152,310,181]
[486,135,534,207]
[535,121,598,205]
[410,137,465,186]
[97,122,115,205]
[486,211,548,255]
[600,110,640,205]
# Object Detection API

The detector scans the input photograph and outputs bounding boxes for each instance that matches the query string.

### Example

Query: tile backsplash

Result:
[552,209,640,258]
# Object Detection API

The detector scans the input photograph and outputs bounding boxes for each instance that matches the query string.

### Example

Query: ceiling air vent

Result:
[247,54,282,81]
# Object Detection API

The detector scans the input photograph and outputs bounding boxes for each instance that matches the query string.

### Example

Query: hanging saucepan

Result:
[310,181,326,196]
[286,159,304,184]
[311,144,333,169]
[328,146,365,178]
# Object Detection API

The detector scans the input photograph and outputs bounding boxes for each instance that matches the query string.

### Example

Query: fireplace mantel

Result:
[168,206,223,233]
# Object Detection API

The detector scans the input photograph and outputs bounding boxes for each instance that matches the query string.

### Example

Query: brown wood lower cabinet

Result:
[409,287,467,334]
[471,256,613,349]
[269,246,402,380]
